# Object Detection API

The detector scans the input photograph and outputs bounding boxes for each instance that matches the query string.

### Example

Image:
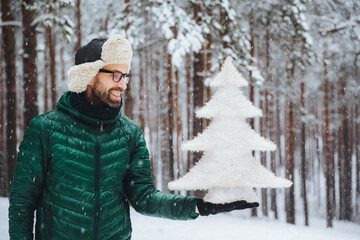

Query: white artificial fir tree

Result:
[168,57,292,203]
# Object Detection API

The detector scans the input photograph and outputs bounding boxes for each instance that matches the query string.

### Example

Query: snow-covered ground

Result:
[1,197,359,240]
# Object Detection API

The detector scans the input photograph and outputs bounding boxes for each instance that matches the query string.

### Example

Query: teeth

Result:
[112,91,121,96]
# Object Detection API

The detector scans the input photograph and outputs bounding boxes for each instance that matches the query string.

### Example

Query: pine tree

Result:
[169,57,292,203]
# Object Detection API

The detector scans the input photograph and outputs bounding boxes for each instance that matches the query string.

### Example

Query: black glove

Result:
[196,199,259,216]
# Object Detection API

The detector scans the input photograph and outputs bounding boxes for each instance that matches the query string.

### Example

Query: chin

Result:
[107,100,121,108]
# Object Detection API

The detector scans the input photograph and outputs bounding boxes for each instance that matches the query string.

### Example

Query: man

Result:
[8,35,258,239]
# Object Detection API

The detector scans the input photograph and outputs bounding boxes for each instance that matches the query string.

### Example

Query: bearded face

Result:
[91,76,123,108]
[85,64,128,108]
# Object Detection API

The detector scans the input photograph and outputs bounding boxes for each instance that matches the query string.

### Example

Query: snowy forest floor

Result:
[1,197,359,240]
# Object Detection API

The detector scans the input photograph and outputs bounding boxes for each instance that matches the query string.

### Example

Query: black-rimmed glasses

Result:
[98,69,131,84]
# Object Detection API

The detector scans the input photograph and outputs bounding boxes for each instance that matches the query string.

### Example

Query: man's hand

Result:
[196,199,259,216]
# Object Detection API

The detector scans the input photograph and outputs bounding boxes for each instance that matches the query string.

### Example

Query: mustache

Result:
[108,87,123,92]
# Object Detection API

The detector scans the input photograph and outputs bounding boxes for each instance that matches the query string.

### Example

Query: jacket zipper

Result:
[94,121,103,240]
[100,121,103,133]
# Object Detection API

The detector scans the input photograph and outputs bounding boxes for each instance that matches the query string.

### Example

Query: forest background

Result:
[0,0,359,229]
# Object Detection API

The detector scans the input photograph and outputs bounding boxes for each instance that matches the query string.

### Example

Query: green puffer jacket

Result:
[9,92,198,240]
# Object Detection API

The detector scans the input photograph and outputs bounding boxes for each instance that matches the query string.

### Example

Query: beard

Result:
[91,76,122,108]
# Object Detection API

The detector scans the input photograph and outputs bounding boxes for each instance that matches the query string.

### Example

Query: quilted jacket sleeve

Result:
[124,125,198,220]
[8,117,48,239]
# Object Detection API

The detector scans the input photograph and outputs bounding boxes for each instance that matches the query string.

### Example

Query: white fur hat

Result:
[67,34,133,93]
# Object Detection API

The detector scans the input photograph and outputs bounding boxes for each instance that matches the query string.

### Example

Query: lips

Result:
[110,90,122,100]
[112,91,121,97]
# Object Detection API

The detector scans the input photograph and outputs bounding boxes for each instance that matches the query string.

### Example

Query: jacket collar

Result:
[56,91,122,125]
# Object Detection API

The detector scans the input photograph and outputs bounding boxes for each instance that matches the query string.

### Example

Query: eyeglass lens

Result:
[113,72,130,84]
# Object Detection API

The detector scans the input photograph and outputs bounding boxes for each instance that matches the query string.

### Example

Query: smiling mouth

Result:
[111,91,122,97]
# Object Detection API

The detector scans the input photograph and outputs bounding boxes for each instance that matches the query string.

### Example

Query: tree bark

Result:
[356,104,360,218]
[261,93,268,217]
[265,11,278,219]
[159,58,169,192]
[0,41,6,196]
[138,51,145,132]
[124,0,134,119]
[192,3,205,166]
[74,0,82,53]
[323,42,333,227]
[285,36,296,225]
[2,0,18,196]
[49,27,57,110]
[158,45,169,192]
[329,82,336,219]
[204,7,212,128]
[44,26,57,110]
[355,54,360,219]
[44,28,50,113]
[144,46,155,187]
[248,9,257,217]
[167,49,175,191]
[152,52,161,189]
[219,5,230,57]
[175,67,181,183]
[337,65,352,221]
[300,42,308,226]
[186,53,193,182]
[22,0,38,129]
[300,80,309,226]
[286,100,295,224]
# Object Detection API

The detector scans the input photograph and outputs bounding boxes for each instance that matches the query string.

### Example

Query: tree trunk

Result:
[285,36,296,224]
[124,0,131,32]
[74,0,82,52]
[0,41,6,196]
[2,0,18,196]
[300,80,309,226]
[269,94,278,219]
[167,49,175,190]
[204,8,212,128]
[186,53,193,193]
[261,93,268,217]
[153,52,161,188]
[44,28,50,113]
[124,0,134,119]
[356,104,360,219]
[300,41,308,226]
[219,5,230,56]
[248,10,255,130]
[159,59,169,192]
[328,81,336,219]
[175,66,181,179]
[60,45,66,83]
[286,100,295,224]
[337,65,352,221]
[144,46,155,186]
[323,42,333,227]
[124,77,134,119]
[248,9,257,217]
[158,44,169,192]
[355,54,360,220]
[48,27,57,110]
[192,3,205,167]
[22,0,38,129]
[138,51,145,132]
[265,11,278,219]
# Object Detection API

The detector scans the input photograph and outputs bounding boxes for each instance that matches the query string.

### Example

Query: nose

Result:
[116,79,127,90]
